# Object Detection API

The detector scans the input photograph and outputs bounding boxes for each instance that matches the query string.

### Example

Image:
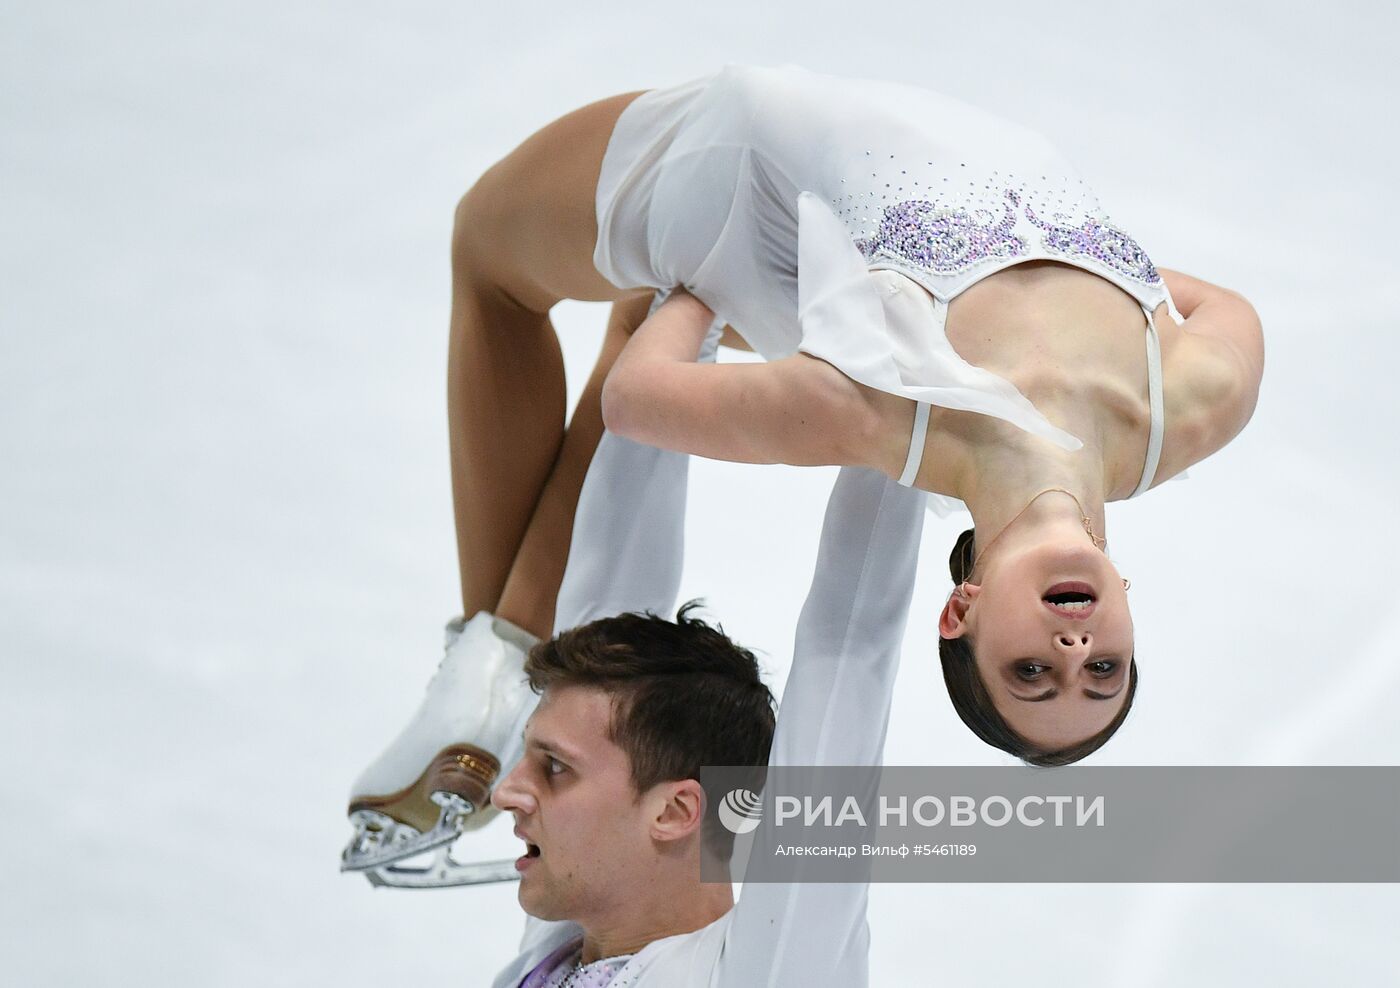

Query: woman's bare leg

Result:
[448,233,652,639]
[495,294,650,637]
[446,89,651,639]
[345,92,654,865]
[446,258,565,632]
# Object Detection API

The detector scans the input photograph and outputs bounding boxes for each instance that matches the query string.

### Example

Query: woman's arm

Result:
[601,289,889,470]
[1159,268,1265,452]
[1159,268,1264,381]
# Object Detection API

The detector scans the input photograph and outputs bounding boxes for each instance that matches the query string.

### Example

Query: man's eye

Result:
[547,757,566,776]
[1016,663,1048,681]
[1087,660,1119,676]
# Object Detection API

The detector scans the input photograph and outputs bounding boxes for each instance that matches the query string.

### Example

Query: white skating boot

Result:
[340,611,539,888]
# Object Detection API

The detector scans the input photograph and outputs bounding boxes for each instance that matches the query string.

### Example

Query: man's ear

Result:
[650,779,705,844]
[938,583,979,639]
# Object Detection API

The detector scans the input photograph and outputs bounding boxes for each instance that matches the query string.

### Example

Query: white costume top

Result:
[491,316,928,987]
[594,64,1185,512]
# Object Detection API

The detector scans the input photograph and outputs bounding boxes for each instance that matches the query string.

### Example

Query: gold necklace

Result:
[967,487,1106,582]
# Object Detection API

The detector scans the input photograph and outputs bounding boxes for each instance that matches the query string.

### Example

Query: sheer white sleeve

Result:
[552,293,724,633]
[717,466,926,987]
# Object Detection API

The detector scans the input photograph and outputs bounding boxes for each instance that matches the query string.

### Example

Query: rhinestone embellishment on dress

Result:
[850,187,1161,285]
[853,191,1025,273]
[1024,199,1159,283]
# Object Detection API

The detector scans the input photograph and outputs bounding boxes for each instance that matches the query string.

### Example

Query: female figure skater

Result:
[344,64,1263,874]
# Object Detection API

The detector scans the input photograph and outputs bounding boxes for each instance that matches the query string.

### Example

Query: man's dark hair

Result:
[524,600,776,854]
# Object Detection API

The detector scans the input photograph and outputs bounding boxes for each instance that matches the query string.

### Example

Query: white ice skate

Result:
[341,611,539,888]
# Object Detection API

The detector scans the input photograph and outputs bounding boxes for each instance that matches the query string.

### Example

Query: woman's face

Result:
[939,541,1133,751]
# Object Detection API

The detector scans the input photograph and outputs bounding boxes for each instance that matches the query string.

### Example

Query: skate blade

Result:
[365,845,521,888]
[340,793,472,872]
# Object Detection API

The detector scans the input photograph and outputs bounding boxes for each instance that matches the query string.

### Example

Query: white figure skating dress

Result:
[594,64,1184,508]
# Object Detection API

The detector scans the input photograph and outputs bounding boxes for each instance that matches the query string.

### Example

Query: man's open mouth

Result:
[514,826,543,864]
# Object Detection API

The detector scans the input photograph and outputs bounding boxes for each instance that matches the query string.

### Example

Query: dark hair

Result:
[524,600,776,854]
[939,529,1138,766]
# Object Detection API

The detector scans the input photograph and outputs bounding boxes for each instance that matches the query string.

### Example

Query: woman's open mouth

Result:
[1042,582,1096,618]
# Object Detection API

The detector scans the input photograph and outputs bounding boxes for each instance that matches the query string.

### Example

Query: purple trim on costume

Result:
[1024,200,1161,284]
[852,188,1161,286]
[854,190,1025,272]
[519,937,584,988]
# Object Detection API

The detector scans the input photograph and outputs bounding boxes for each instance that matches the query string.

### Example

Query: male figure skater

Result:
[489,408,927,985]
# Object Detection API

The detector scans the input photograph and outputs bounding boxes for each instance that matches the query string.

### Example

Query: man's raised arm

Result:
[718,466,926,987]
[553,296,724,632]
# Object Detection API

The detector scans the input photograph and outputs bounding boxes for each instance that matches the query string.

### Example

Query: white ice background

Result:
[3,1,1398,984]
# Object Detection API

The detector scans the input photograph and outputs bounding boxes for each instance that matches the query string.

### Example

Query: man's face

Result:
[490,684,657,921]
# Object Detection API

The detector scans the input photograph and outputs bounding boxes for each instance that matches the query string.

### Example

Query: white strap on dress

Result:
[897,402,930,487]
[1128,306,1165,499]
